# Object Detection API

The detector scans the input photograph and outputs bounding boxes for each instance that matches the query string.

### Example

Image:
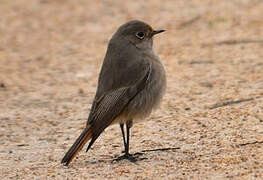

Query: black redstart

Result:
[61,20,166,166]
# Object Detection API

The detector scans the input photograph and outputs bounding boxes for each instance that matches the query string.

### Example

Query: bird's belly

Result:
[123,61,166,122]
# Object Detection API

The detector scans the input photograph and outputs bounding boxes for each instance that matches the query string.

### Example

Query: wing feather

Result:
[88,65,151,138]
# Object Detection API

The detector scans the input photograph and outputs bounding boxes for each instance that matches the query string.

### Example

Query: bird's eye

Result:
[136,32,145,39]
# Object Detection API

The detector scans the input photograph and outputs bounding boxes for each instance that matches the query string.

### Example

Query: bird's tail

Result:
[61,125,92,166]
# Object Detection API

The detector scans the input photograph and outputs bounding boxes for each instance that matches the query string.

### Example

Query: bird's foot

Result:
[113,152,147,163]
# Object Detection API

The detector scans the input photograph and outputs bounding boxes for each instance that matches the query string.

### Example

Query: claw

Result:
[112,153,147,163]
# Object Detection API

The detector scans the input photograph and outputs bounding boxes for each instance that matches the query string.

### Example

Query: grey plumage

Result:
[61,20,166,166]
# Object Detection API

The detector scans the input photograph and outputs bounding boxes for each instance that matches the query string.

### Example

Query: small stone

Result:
[0,83,5,88]
[79,88,84,94]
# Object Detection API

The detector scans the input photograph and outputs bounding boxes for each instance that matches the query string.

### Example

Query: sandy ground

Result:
[1,0,263,179]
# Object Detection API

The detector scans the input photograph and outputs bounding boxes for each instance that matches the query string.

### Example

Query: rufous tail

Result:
[61,125,92,166]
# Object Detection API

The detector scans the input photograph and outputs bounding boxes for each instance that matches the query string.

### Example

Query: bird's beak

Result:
[152,29,165,36]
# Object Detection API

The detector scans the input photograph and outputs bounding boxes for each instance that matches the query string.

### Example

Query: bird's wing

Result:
[89,61,150,131]
[85,57,151,150]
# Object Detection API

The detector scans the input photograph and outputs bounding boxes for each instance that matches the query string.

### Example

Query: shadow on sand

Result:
[86,147,180,165]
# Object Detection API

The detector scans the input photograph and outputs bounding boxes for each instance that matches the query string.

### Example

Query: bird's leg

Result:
[114,120,145,162]
[125,122,130,156]
[123,121,138,162]
[120,123,127,151]
[119,122,130,156]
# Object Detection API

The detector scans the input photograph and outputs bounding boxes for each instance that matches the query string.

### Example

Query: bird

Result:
[61,20,166,166]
